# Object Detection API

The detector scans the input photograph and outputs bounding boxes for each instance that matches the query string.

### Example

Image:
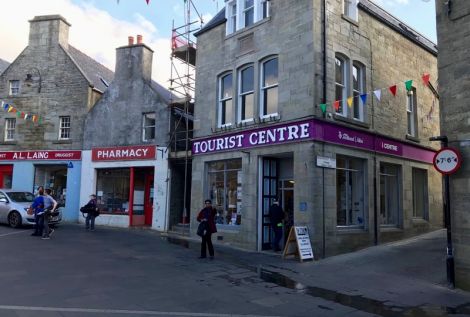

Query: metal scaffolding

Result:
[168,0,202,226]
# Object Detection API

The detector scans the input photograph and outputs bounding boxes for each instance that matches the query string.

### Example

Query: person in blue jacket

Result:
[30,188,45,237]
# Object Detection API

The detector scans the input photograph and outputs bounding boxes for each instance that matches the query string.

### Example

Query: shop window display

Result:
[207,159,242,226]
[96,168,130,214]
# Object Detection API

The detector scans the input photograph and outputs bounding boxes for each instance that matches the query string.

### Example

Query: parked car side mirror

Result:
[0,198,8,203]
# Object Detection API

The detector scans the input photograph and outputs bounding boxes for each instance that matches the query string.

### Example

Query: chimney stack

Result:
[128,36,134,46]
[115,36,154,83]
[28,15,71,49]
[137,35,143,44]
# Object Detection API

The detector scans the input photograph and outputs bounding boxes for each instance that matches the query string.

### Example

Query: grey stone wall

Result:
[83,44,169,149]
[436,0,470,290]
[0,16,93,150]
[191,0,442,253]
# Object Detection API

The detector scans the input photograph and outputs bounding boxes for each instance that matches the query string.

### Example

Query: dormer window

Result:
[226,0,270,35]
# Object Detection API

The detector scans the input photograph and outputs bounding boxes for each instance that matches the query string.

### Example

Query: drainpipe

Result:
[322,0,327,259]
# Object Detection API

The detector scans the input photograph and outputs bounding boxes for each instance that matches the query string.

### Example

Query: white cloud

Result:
[371,0,410,6]
[0,0,173,87]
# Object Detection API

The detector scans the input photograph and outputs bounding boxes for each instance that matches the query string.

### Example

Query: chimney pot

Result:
[128,36,134,46]
[137,35,143,44]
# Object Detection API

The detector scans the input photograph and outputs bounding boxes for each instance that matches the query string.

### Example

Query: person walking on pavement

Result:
[83,194,98,231]
[197,199,217,259]
[42,188,58,239]
[269,199,284,252]
[29,188,45,237]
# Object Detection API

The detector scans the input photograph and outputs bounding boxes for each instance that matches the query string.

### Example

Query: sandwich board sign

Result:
[282,226,314,262]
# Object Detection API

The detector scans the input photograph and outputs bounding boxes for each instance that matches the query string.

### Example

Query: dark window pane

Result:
[263,58,278,87]
[241,66,254,92]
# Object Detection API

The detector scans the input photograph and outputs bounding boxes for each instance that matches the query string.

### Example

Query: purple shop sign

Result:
[192,120,314,155]
[193,118,435,164]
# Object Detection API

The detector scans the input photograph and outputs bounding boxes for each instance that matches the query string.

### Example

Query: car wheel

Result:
[8,211,22,228]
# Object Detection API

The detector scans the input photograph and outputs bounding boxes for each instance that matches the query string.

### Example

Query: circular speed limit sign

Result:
[433,147,462,175]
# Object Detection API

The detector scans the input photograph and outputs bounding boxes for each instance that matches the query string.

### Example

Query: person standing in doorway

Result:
[269,199,284,252]
[42,188,58,239]
[83,194,98,231]
[197,199,217,259]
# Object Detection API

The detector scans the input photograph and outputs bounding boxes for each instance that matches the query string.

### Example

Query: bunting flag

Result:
[146,0,150,4]
[313,73,431,113]
[405,80,413,91]
[374,89,381,101]
[1,99,40,124]
[360,93,368,105]
[422,73,430,86]
[334,100,340,112]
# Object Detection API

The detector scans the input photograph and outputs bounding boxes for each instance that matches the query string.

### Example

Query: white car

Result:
[0,189,62,228]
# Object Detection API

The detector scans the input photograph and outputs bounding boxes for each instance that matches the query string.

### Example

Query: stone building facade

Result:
[190,0,442,256]
[80,36,174,230]
[0,58,9,75]
[0,15,112,221]
[436,0,470,290]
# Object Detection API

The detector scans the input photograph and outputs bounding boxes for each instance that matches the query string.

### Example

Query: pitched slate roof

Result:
[195,2,437,55]
[0,58,10,75]
[64,45,114,93]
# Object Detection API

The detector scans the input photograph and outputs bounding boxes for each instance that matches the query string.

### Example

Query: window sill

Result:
[52,140,73,145]
[225,17,271,40]
[380,226,403,232]
[336,227,367,234]
[333,114,370,129]
[0,141,17,145]
[216,225,241,232]
[411,217,429,223]
[341,14,359,27]
[406,135,420,143]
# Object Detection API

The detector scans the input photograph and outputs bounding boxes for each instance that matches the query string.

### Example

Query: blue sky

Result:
[0,0,436,86]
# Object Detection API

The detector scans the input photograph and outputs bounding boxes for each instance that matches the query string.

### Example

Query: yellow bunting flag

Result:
[347,97,353,108]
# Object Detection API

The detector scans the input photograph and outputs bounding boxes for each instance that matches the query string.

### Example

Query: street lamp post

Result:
[430,135,455,288]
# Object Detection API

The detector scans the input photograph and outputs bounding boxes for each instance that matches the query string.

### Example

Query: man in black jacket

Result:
[269,199,284,252]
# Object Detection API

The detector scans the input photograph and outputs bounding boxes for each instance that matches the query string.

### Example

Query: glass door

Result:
[261,158,278,250]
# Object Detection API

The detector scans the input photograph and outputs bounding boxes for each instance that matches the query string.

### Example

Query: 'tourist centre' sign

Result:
[192,121,312,154]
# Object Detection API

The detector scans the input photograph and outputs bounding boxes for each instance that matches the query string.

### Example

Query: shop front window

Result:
[336,155,365,227]
[96,168,130,214]
[412,168,428,219]
[34,165,67,206]
[380,163,401,227]
[207,159,242,226]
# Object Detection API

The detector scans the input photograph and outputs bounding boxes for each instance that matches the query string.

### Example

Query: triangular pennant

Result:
[20,112,25,118]
[422,73,430,86]
[16,111,21,118]
[389,85,397,96]
[334,100,340,112]
[24,114,28,120]
[8,106,14,112]
[146,0,150,4]
[320,103,327,114]
[374,90,381,101]
[360,93,368,105]
[347,97,353,107]
[32,115,37,122]
[38,116,42,124]
[3,103,9,111]
[405,80,413,91]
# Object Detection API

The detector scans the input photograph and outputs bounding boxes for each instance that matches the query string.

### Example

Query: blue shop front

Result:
[0,150,82,221]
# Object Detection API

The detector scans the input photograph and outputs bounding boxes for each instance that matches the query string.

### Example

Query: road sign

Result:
[433,147,462,175]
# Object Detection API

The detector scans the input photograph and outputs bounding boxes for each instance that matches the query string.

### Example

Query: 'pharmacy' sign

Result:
[92,145,156,161]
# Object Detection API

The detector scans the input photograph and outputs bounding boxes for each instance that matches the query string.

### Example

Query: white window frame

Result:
[58,116,71,140]
[335,55,348,117]
[242,0,255,28]
[225,0,270,35]
[9,80,20,96]
[218,73,233,128]
[226,0,237,35]
[260,57,279,119]
[352,62,365,122]
[4,118,16,141]
[407,88,417,137]
[142,112,156,142]
[343,0,358,21]
[238,65,255,123]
